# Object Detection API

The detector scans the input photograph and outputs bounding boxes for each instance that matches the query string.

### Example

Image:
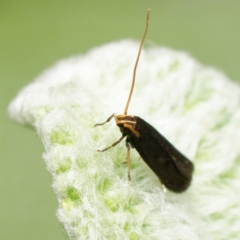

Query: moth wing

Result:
[134,116,194,180]
[134,117,193,179]
[152,132,194,179]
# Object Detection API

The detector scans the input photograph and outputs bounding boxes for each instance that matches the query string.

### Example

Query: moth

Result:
[94,10,194,193]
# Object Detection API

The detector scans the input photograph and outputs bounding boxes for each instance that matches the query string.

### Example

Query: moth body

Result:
[116,115,193,192]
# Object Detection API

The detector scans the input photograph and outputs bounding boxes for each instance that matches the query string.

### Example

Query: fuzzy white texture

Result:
[8,40,240,239]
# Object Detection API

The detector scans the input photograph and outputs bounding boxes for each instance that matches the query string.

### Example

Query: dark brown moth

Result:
[94,10,194,193]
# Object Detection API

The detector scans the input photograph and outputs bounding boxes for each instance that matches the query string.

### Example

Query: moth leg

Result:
[94,113,116,127]
[125,141,131,185]
[97,135,125,152]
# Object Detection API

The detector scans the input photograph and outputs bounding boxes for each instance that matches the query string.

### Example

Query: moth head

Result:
[115,114,140,137]
[115,114,136,126]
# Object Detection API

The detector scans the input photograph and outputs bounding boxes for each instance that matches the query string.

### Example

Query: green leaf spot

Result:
[66,187,80,201]
[56,157,72,174]
[50,129,75,145]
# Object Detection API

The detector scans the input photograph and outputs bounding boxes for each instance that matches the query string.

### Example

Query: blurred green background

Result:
[1,1,240,239]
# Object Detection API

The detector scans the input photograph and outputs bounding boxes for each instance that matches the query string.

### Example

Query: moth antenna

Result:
[124,9,150,115]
